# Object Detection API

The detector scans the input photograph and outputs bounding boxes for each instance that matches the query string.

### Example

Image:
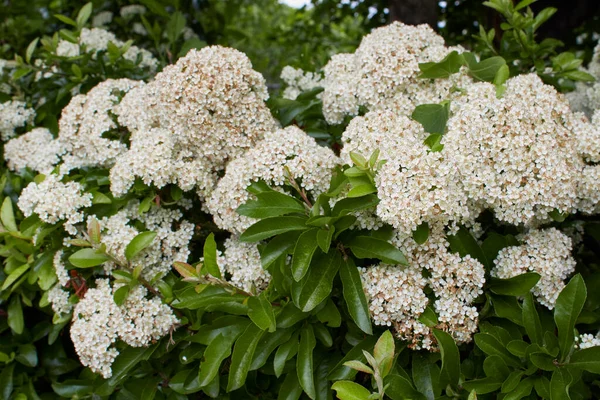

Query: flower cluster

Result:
[360,224,485,349]
[280,66,323,100]
[4,128,64,173]
[577,332,600,349]
[207,126,339,234]
[0,100,35,141]
[17,174,93,235]
[111,46,278,199]
[70,279,178,378]
[220,237,269,294]
[492,228,576,309]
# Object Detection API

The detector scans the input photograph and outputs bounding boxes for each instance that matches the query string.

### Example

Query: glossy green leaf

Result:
[462,377,503,394]
[554,274,586,361]
[240,216,308,242]
[172,285,247,310]
[331,381,371,400]
[328,336,378,381]
[248,293,276,332]
[569,346,600,374]
[433,329,460,389]
[349,236,407,265]
[76,2,93,27]
[411,101,451,134]
[237,191,305,218]
[291,229,320,281]
[474,333,520,367]
[331,194,379,216]
[1,197,18,232]
[113,285,130,306]
[227,324,264,392]
[418,51,465,78]
[447,227,487,266]
[203,233,221,278]
[292,250,340,312]
[385,374,426,400]
[276,302,309,328]
[466,55,507,82]
[106,343,159,386]
[250,328,293,371]
[198,333,235,387]
[15,344,37,367]
[374,330,395,378]
[125,231,157,261]
[8,296,24,334]
[339,258,372,335]
[297,325,316,399]
[278,372,303,400]
[316,227,334,253]
[316,299,342,328]
[412,353,440,400]
[274,335,299,378]
[523,292,543,345]
[550,368,572,400]
[260,231,301,269]
[68,248,110,268]
[489,273,540,296]
[412,222,429,244]
[1,264,30,290]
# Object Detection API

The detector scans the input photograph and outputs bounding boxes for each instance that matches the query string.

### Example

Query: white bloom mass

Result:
[207,126,339,234]
[280,66,323,100]
[492,228,576,309]
[4,128,64,173]
[0,100,35,141]
[220,237,270,294]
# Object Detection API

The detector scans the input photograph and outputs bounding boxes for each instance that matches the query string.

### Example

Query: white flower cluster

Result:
[577,332,600,349]
[207,126,339,234]
[18,174,92,235]
[4,128,63,173]
[54,250,70,287]
[92,202,193,281]
[56,28,158,71]
[219,237,270,293]
[341,111,480,234]
[48,285,73,316]
[120,4,147,18]
[320,22,470,123]
[444,74,584,226]
[492,228,576,309]
[58,78,144,171]
[280,66,323,100]
[111,46,278,199]
[70,279,178,378]
[0,100,35,141]
[92,11,113,27]
[566,43,600,116]
[569,110,600,163]
[360,224,485,349]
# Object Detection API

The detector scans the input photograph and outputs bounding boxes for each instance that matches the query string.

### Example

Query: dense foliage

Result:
[1,1,600,399]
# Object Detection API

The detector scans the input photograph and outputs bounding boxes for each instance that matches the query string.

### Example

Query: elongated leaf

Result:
[411,101,450,134]
[198,334,235,387]
[554,274,587,361]
[474,333,520,367]
[316,299,342,328]
[1,197,18,232]
[466,55,507,82]
[276,302,309,328]
[278,372,303,400]
[331,194,379,216]
[240,216,308,243]
[8,296,24,334]
[523,292,543,345]
[202,233,221,278]
[447,227,487,266]
[349,236,407,265]
[385,374,426,400]
[412,222,429,245]
[260,231,301,269]
[570,346,600,373]
[340,258,372,334]
[433,329,460,389]
[125,231,157,260]
[292,250,341,312]
[1,264,30,290]
[76,2,93,27]
[297,325,316,399]
[412,353,440,400]
[489,273,540,296]
[106,344,159,386]
[374,331,395,378]
[237,191,305,218]
[66,248,106,269]
[418,51,465,78]
[328,336,378,381]
[331,381,371,400]
[462,377,503,394]
[227,324,264,392]
[292,229,320,281]
[248,293,276,332]
[250,328,293,371]
[550,368,572,400]
[172,285,247,310]
[274,335,299,378]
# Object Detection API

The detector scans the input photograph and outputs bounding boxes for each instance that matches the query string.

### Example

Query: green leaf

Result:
[447,227,487,266]
[172,285,247,310]
[554,274,586,361]
[316,228,334,253]
[260,231,301,269]
[248,293,276,332]
[481,232,519,268]
[165,11,185,43]
[25,38,39,64]
[569,346,600,374]
[550,368,571,400]
[1,197,18,232]
[198,333,235,387]
[412,353,440,400]
[347,184,377,198]
[15,344,37,367]
[250,328,293,371]
[297,325,316,399]
[76,3,93,28]
[54,14,77,26]
[340,258,372,335]
[68,248,110,268]
[374,330,395,378]
[474,333,520,367]
[0,363,14,400]
[423,134,444,152]
[348,236,407,265]
[1,264,30,290]
[418,51,465,78]
[292,250,341,312]
[291,229,320,281]
[240,216,308,242]
[51,380,93,398]
[332,194,379,216]
[316,299,342,327]
[106,344,159,386]
[343,360,373,374]
[237,191,305,218]
[385,374,425,400]
[494,64,510,86]
[113,286,130,306]
[202,233,221,279]
[331,381,371,400]
[276,302,309,328]
[523,292,543,345]
[489,273,540,296]
[465,55,507,82]
[412,222,429,245]
[433,329,460,388]
[418,306,439,327]
[278,373,303,400]
[328,336,378,381]
[125,231,157,261]
[563,70,595,82]
[274,335,299,378]
[227,324,264,392]
[462,377,503,395]
[411,101,451,134]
